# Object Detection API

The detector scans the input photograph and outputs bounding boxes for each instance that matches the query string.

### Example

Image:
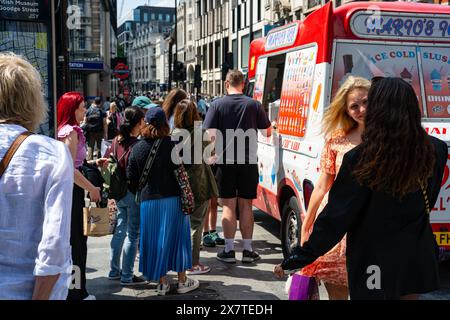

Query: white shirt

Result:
[0,124,74,300]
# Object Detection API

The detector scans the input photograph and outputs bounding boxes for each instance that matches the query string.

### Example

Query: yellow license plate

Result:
[434,232,450,246]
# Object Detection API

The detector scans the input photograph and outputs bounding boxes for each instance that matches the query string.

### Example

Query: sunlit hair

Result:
[322,76,371,138]
[110,102,118,113]
[57,92,85,131]
[173,99,201,129]
[0,52,47,131]
[354,77,435,199]
[226,69,244,87]
[162,88,188,119]
[141,121,170,139]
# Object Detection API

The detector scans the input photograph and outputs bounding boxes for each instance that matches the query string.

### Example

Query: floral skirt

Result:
[300,235,348,287]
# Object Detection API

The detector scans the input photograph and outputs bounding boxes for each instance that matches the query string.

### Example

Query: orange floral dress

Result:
[300,130,358,287]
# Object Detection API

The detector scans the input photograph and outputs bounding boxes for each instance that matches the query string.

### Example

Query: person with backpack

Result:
[106,102,123,140]
[103,106,147,286]
[85,97,107,160]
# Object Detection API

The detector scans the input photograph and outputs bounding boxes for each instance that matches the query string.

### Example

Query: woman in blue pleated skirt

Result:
[127,106,199,295]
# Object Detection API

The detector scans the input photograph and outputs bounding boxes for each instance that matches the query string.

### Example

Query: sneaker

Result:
[216,249,236,264]
[186,264,211,275]
[83,294,96,300]
[120,275,148,286]
[108,274,121,280]
[156,282,171,296]
[242,250,261,263]
[177,277,199,294]
[210,231,225,246]
[202,233,216,247]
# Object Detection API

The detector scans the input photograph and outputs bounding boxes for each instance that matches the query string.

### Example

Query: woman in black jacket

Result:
[275,77,448,300]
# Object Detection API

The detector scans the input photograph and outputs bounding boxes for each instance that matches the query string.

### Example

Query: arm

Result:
[61,131,101,202]
[32,275,60,300]
[278,151,370,273]
[33,143,74,299]
[300,172,335,246]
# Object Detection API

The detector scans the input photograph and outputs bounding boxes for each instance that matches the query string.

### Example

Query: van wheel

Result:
[281,196,302,259]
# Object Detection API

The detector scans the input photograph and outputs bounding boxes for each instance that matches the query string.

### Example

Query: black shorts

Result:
[215,164,259,199]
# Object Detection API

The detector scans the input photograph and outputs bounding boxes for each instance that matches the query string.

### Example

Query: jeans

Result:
[109,190,140,282]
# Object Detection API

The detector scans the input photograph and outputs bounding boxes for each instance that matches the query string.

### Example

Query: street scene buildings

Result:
[1,0,450,303]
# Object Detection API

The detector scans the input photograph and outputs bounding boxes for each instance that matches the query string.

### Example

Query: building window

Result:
[166,14,171,22]
[188,31,193,41]
[134,9,141,21]
[202,45,207,70]
[151,13,155,20]
[144,13,148,22]
[209,42,213,69]
[237,5,241,30]
[257,0,261,22]
[253,29,262,40]
[241,35,249,69]
[189,14,193,25]
[159,14,163,21]
[232,39,237,70]
[215,40,221,68]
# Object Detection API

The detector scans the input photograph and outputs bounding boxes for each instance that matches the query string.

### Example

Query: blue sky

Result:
[118,0,176,24]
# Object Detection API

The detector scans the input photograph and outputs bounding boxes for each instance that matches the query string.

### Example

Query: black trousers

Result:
[66,184,89,300]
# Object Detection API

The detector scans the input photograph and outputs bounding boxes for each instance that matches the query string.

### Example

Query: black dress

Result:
[282,136,448,299]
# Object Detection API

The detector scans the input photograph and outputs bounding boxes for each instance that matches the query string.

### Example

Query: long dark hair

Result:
[118,106,144,144]
[162,88,188,119]
[354,77,435,198]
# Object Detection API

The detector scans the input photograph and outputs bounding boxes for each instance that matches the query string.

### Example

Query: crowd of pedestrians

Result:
[0,52,447,301]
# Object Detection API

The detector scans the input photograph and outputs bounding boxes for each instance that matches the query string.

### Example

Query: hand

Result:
[96,158,108,168]
[274,264,285,279]
[271,121,277,130]
[88,186,101,203]
[300,227,311,247]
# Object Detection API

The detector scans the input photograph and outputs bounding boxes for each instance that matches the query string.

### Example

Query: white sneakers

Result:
[156,282,171,296]
[177,277,200,294]
[84,294,96,300]
[156,277,200,295]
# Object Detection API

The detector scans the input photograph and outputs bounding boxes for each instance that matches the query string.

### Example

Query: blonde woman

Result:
[0,53,73,299]
[299,76,370,300]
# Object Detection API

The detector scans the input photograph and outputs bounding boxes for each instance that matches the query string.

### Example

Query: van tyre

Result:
[281,196,302,259]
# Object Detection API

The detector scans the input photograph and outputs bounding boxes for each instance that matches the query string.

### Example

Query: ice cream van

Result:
[247,1,450,257]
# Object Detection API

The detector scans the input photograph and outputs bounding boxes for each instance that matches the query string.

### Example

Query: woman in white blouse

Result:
[0,53,74,300]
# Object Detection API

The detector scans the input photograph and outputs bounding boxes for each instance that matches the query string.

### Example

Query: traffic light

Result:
[194,64,202,89]
[173,61,186,82]
[221,52,234,81]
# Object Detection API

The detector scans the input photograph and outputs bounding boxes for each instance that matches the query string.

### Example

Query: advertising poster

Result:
[332,43,423,113]
[421,47,450,119]
[253,58,267,103]
[278,46,317,137]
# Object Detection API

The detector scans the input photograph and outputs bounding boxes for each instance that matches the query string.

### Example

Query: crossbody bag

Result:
[135,138,162,204]
[0,131,33,180]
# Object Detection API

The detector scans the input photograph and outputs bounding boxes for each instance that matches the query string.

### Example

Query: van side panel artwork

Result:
[249,2,450,257]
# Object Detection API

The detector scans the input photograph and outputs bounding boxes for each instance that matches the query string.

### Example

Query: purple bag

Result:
[288,274,319,300]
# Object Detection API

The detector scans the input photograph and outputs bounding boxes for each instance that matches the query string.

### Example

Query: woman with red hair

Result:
[57,92,105,300]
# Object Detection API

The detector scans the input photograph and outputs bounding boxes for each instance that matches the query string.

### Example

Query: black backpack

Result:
[101,139,129,201]
[86,107,104,133]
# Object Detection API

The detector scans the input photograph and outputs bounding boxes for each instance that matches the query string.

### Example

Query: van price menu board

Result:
[278,47,317,137]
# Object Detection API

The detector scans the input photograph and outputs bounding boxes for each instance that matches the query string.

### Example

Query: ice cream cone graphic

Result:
[400,68,413,86]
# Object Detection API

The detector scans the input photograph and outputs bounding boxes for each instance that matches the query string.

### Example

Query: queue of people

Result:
[0,52,446,301]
